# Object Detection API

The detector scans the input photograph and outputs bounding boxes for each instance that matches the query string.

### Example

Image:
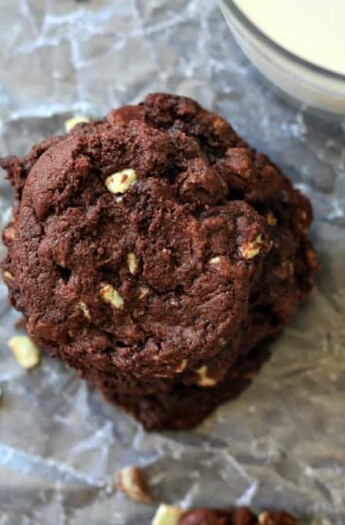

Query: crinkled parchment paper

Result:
[0,1,344,524]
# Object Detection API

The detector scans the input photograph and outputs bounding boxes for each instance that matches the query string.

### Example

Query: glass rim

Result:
[220,0,345,82]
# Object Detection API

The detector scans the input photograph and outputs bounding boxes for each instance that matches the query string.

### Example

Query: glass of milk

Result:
[219,0,345,115]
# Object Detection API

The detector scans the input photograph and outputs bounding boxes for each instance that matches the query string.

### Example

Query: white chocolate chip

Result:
[138,286,149,299]
[3,271,14,281]
[196,365,216,387]
[152,504,183,525]
[64,115,90,133]
[78,301,91,320]
[105,169,137,195]
[175,359,188,373]
[115,466,151,503]
[8,336,41,370]
[240,234,264,260]
[208,256,221,265]
[100,283,124,310]
[127,252,138,275]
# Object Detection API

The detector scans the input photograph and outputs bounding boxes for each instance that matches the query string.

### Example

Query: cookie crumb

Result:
[115,466,151,503]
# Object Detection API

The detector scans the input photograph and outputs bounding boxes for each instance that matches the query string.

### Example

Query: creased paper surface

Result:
[0,1,344,524]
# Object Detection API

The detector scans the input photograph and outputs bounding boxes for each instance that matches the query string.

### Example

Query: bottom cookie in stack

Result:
[86,344,271,430]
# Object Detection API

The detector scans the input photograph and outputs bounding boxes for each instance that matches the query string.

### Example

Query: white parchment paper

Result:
[0,1,344,524]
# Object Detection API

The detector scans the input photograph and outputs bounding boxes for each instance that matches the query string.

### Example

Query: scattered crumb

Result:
[114,465,152,503]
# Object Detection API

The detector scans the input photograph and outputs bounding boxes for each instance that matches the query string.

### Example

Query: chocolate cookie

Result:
[179,507,300,525]
[152,504,300,525]
[1,93,317,430]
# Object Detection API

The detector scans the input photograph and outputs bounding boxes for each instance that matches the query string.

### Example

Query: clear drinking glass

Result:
[219,0,345,116]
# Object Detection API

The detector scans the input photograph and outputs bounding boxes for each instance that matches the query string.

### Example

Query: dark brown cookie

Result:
[179,507,300,525]
[1,93,317,430]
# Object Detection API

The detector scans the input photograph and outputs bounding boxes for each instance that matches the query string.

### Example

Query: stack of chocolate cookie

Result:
[1,94,317,430]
